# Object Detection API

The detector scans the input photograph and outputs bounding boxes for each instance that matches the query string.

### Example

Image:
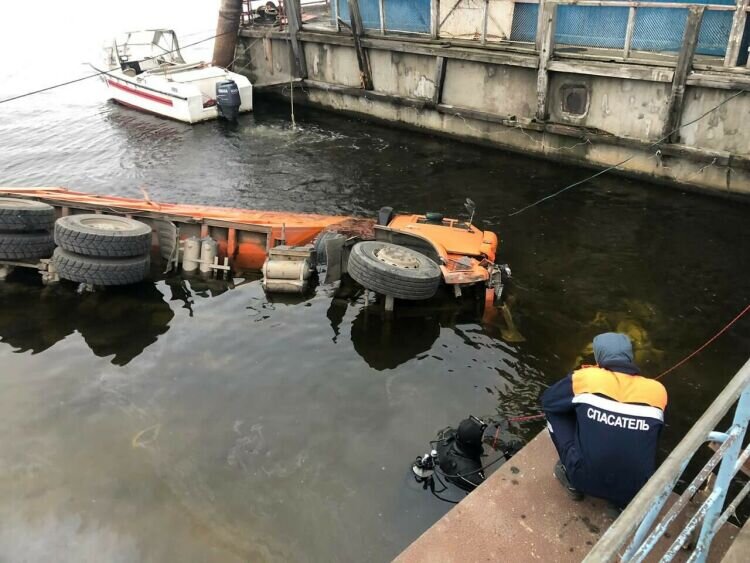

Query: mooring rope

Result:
[0,31,238,105]
[501,303,750,423]
[507,413,546,423]
[508,89,748,217]
[655,303,750,381]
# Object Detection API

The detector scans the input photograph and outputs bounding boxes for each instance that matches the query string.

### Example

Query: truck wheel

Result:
[0,198,55,232]
[54,214,152,257]
[314,230,346,266]
[347,241,440,300]
[51,248,150,286]
[0,231,56,260]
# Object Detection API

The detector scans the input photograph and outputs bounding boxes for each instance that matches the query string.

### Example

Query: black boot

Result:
[554,461,584,501]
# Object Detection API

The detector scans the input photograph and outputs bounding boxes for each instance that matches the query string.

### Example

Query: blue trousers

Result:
[545,411,584,490]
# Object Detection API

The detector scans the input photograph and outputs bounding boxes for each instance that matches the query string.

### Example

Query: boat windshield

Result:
[107,30,186,70]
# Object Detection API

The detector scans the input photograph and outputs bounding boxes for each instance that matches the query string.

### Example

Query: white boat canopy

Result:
[104,29,185,73]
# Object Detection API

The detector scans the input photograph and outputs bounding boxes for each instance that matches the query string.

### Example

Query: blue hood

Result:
[593,332,639,374]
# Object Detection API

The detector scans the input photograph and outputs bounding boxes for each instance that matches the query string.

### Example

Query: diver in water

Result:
[412,415,524,503]
[541,332,668,509]
[434,417,488,491]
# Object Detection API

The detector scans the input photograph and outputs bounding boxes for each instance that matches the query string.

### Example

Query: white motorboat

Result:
[93,29,252,123]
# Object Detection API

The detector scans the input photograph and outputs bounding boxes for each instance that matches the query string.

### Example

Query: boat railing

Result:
[142,61,210,75]
[584,356,750,562]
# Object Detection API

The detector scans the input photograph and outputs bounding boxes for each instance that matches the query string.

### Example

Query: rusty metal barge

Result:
[229,0,750,198]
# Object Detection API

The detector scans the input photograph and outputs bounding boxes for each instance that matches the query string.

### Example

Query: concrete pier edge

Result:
[394,430,738,563]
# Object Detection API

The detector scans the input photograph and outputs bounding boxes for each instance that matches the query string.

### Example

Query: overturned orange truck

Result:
[0,188,510,309]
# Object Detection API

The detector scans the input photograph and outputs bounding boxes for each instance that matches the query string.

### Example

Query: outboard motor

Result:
[216,80,241,121]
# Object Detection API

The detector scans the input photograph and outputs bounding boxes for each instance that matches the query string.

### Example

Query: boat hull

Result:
[101,71,252,124]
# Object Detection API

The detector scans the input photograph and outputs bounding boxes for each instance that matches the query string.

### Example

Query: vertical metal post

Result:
[663,6,704,143]
[432,56,447,105]
[624,6,636,59]
[535,0,547,51]
[725,0,750,66]
[535,1,557,121]
[431,0,440,39]
[693,387,750,562]
[481,0,490,45]
[621,457,693,559]
[379,0,386,34]
[348,0,374,90]
[334,0,341,31]
[286,0,309,79]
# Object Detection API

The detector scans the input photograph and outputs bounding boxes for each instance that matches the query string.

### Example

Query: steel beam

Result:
[535,2,557,121]
[663,6,705,143]
[347,0,374,90]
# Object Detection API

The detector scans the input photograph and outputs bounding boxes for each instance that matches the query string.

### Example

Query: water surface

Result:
[1,2,749,561]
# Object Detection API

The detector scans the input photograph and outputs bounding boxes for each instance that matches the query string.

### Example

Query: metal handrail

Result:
[584,356,750,562]
[516,0,744,9]
[513,0,750,67]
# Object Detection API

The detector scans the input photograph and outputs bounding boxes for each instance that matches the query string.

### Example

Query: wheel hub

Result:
[79,217,131,231]
[374,246,420,269]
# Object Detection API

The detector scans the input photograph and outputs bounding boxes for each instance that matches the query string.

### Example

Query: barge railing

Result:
[538,0,747,66]
[235,0,750,195]
[516,0,750,67]
[584,356,750,562]
[273,0,750,68]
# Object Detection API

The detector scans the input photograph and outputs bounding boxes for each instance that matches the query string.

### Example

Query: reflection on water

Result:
[351,306,442,371]
[1,75,749,563]
[3,270,535,562]
[0,270,173,365]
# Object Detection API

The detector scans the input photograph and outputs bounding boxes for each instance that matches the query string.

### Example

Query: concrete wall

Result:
[369,49,437,99]
[236,31,750,197]
[305,42,362,88]
[440,0,515,41]
[548,74,670,141]
[238,36,295,84]
[441,59,536,118]
[679,87,750,156]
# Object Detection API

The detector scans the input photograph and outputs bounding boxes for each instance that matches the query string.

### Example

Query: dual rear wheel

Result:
[52,215,152,285]
[0,198,151,286]
[0,198,56,260]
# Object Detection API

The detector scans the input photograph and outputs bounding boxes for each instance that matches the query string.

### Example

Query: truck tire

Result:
[0,198,55,232]
[54,214,152,257]
[51,248,150,286]
[0,231,56,260]
[347,241,441,300]
[314,230,346,266]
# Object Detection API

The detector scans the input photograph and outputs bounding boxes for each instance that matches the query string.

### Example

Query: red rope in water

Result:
[503,303,750,423]
[507,413,547,423]
[655,303,750,381]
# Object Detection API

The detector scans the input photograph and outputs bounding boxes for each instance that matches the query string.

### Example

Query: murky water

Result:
[1,2,750,561]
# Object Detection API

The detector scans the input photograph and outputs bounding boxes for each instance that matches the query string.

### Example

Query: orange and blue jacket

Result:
[541,361,668,505]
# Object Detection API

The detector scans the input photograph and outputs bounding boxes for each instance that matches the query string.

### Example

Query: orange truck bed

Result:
[0,187,374,270]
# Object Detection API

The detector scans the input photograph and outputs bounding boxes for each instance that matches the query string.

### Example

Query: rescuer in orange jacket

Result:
[541,332,668,508]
